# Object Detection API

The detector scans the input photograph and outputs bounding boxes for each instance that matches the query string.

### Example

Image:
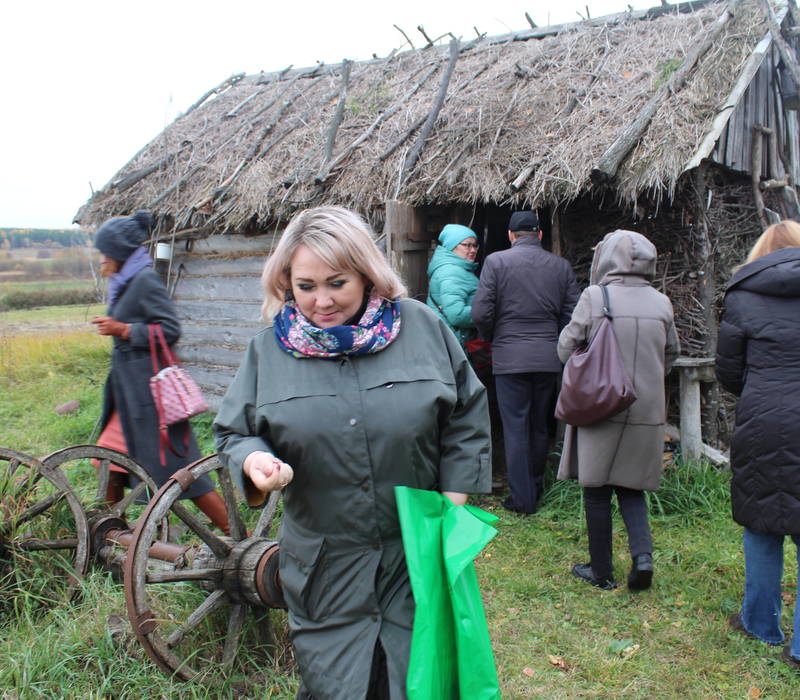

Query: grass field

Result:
[1,310,799,698]
[0,279,95,295]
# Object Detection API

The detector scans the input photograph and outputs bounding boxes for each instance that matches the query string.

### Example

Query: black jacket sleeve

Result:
[471,257,497,342]
[715,292,746,396]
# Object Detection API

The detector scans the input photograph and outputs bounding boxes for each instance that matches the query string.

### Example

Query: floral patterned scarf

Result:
[274,290,401,358]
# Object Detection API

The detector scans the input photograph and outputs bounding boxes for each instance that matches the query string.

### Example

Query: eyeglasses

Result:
[458,242,479,250]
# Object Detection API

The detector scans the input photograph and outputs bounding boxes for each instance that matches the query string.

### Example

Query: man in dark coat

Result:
[472,211,580,513]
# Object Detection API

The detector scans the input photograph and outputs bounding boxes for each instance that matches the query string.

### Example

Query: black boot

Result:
[571,563,617,590]
[627,553,653,591]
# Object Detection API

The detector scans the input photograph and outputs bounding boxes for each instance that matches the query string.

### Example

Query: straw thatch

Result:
[75,0,770,235]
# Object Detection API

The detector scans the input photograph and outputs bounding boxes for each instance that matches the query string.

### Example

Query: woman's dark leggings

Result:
[583,485,652,580]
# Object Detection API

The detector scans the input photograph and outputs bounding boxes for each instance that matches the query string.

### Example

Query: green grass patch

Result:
[0,302,106,326]
[0,280,95,295]
[1,286,100,311]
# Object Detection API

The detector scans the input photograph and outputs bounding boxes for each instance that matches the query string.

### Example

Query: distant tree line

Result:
[0,228,91,249]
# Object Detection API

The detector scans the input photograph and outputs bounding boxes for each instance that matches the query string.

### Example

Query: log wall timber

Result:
[168,233,275,408]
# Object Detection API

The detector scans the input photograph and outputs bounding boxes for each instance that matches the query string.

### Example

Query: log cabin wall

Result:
[169,233,276,409]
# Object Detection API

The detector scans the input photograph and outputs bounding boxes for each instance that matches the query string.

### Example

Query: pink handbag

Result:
[149,324,208,464]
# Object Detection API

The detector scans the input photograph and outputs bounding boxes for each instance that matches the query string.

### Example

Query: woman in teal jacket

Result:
[426,223,479,347]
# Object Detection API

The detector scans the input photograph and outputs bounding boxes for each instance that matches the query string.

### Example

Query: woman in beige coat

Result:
[557,230,679,590]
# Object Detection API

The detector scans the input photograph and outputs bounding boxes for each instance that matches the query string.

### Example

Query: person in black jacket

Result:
[91,211,229,534]
[716,220,800,670]
[472,211,580,513]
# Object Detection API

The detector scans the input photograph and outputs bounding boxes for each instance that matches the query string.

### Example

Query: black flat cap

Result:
[509,211,539,232]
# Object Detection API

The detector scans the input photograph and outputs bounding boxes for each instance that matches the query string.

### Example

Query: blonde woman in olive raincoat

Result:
[214,206,491,700]
[557,230,679,591]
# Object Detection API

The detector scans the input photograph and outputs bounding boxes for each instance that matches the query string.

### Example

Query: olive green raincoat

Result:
[214,299,491,700]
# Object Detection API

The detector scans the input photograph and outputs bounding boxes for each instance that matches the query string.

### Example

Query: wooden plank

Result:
[384,201,431,300]
[551,210,562,257]
[185,234,281,255]
[177,299,263,324]
[173,275,263,301]
[180,323,263,348]
[685,30,772,172]
[177,344,249,367]
[174,256,266,276]
[392,238,432,252]
[174,363,236,411]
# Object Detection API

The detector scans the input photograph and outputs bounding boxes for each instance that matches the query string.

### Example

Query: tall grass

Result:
[0,328,108,454]
[649,458,731,517]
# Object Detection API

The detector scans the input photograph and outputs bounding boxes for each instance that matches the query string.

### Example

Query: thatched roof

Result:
[75,0,769,235]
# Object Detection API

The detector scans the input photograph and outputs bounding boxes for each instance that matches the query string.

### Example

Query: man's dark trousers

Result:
[495,372,558,513]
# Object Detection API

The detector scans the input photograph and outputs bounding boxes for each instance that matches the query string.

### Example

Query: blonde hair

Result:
[260,206,407,320]
[746,220,800,263]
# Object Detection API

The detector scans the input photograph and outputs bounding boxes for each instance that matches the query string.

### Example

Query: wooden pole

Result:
[751,124,771,229]
[693,166,719,447]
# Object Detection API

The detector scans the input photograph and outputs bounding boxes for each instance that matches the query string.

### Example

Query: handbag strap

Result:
[149,323,179,375]
[600,284,613,320]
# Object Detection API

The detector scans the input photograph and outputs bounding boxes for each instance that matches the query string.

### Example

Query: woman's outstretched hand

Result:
[91,316,131,339]
[243,451,294,493]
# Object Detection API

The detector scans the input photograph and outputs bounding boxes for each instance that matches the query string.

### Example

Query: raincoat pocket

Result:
[279,535,327,621]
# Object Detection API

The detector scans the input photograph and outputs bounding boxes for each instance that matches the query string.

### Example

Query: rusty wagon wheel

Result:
[123,454,287,684]
[41,445,169,563]
[0,447,90,602]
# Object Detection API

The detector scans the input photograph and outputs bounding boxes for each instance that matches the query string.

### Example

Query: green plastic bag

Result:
[395,486,501,700]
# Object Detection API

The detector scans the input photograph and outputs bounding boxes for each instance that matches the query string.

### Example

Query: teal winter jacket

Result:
[426,245,479,346]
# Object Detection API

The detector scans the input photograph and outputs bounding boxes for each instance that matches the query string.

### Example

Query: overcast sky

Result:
[0,0,656,229]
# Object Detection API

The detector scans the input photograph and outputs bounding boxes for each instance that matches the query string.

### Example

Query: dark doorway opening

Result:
[462,204,553,273]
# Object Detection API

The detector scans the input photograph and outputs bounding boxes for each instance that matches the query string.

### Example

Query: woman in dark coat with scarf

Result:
[716,220,800,670]
[214,206,492,699]
[92,211,229,534]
